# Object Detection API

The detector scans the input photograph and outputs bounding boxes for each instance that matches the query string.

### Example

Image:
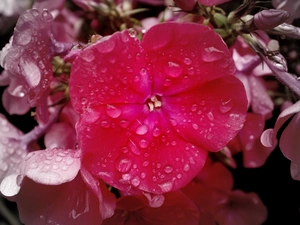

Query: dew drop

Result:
[183,163,190,171]
[116,158,132,172]
[164,165,174,174]
[201,47,224,62]
[65,158,74,166]
[131,177,141,187]
[0,162,8,172]
[136,124,148,135]
[192,123,199,130]
[139,139,149,148]
[177,174,182,179]
[219,99,233,114]
[128,28,137,38]
[55,156,62,162]
[120,120,129,128]
[158,181,174,192]
[141,172,146,178]
[164,61,182,78]
[206,111,214,121]
[122,173,131,181]
[142,161,149,167]
[184,57,192,65]
[152,127,161,137]
[100,120,110,128]
[129,140,141,155]
[106,105,121,118]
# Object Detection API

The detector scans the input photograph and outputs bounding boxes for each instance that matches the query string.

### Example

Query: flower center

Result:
[146,95,162,111]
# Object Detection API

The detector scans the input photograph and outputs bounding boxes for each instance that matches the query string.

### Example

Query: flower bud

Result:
[253,9,290,30]
[269,23,300,39]
[173,0,197,11]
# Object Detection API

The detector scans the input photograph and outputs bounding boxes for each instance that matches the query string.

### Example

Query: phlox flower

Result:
[272,0,300,20]
[261,100,300,180]
[69,22,248,194]
[102,190,199,225]
[181,158,268,225]
[0,8,72,123]
[227,113,275,168]
[0,148,116,225]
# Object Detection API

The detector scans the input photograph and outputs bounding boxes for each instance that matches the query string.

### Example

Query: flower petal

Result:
[21,148,81,185]
[141,22,236,95]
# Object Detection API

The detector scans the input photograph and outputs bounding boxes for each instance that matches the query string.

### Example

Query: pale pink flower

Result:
[272,0,300,20]
[261,100,300,180]
[0,148,116,225]
[0,9,73,123]
[231,36,273,119]
[69,22,247,194]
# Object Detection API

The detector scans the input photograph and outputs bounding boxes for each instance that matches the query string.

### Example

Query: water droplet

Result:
[183,163,190,171]
[106,105,121,118]
[171,141,177,146]
[129,140,141,155]
[191,104,198,112]
[164,166,174,174]
[66,158,74,166]
[184,57,192,65]
[0,162,8,172]
[55,157,62,162]
[177,174,182,179]
[116,158,132,172]
[201,47,224,62]
[136,124,148,135]
[192,123,199,130]
[122,173,131,181]
[120,120,129,128]
[141,172,146,178]
[152,127,161,137]
[139,139,149,148]
[219,99,233,114]
[158,181,174,192]
[164,61,182,78]
[206,111,214,121]
[101,120,110,128]
[142,161,149,167]
[131,177,141,187]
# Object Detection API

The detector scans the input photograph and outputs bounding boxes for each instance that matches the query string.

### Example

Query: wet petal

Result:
[163,76,247,151]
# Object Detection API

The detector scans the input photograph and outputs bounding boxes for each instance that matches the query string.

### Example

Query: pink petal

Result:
[44,122,77,149]
[163,76,247,151]
[15,171,108,225]
[280,112,300,166]
[141,22,236,95]
[69,31,150,115]
[2,87,30,115]
[20,148,81,185]
[239,113,274,168]
[249,76,273,119]
[212,190,268,225]
[0,114,27,181]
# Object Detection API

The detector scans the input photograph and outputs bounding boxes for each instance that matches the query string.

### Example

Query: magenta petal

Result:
[16,172,106,225]
[141,22,236,95]
[164,76,247,151]
[69,31,150,115]
[141,191,199,225]
[239,113,274,168]
[21,148,81,185]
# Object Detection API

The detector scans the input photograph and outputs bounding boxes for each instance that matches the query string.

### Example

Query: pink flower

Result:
[228,113,275,168]
[0,148,116,225]
[0,9,72,123]
[261,100,300,180]
[212,190,268,225]
[231,36,273,119]
[69,22,247,194]
[272,0,300,20]
[102,191,199,225]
